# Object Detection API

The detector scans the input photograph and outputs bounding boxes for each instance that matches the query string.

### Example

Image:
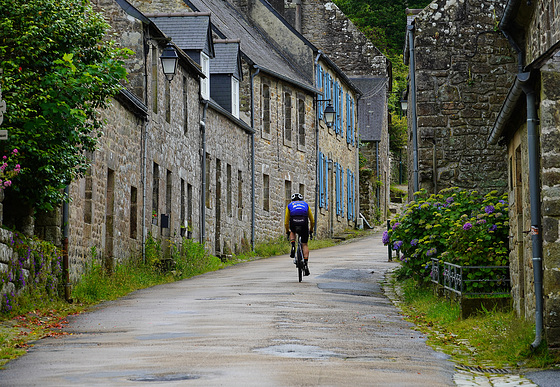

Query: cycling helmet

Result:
[291,193,303,201]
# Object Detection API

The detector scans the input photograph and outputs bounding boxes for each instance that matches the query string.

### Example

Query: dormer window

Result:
[232,77,240,118]
[200,52,210,100]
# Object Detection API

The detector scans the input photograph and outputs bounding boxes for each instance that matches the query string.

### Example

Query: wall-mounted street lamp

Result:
[318,99,336,127]
[323,103,336,127]
[160,44,179,82]
[400,99,408,116]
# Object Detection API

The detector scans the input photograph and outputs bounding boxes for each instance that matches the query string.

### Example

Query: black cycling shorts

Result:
[290,216,309,243]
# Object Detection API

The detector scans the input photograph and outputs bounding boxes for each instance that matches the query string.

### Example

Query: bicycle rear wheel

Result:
[296,241,303,282]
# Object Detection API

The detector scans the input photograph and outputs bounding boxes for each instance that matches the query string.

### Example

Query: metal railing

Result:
[430,258,510,296]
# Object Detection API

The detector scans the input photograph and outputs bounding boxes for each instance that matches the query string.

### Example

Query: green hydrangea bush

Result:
[383,188,509,292]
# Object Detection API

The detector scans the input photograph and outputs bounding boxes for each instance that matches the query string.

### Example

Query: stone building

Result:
[262,0,391,225]
[133,0,362,242]
[488,0,560,352]
[404,0,516,197]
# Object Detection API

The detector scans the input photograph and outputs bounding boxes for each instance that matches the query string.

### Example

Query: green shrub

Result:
[383,188,509,291]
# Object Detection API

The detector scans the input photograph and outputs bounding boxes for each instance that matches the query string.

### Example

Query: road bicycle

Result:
[294,235,305,282]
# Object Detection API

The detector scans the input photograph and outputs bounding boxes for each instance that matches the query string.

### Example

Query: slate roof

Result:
[184,0,314,91]
[147,13,215,58]
[351,77,388,142]
[211,41,242,80]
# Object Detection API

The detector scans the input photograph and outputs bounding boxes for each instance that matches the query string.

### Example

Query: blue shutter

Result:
[347,169,350,219]
[325,158,329,210]
[352,171,355,220]
[317,65,324,120]
[346,94,351,143]
[347,169,352,220]
[335,163,339,216]
[318,151,324,208]
[351,98,355,146]
[340,168,344,217]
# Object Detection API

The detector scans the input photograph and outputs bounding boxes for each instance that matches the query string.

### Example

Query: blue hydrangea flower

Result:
[382,231,390,245]
[393,240,403,250]
[489,224,498,232]
[485,205,495,214]
[463,222,473,231]
[411,239,418,246]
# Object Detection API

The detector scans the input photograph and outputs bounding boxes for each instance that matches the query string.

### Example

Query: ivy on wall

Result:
[1,231,62,313]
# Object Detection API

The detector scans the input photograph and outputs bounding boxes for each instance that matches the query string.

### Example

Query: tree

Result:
[0,0,128,219]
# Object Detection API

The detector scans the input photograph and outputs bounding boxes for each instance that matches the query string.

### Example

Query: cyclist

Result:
[284,193,315,276]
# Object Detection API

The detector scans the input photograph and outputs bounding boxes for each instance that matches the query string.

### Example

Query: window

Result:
[347,169,354,221]
[205,153,211,208]
[335,162,343,217]
[183,75,189,134]
[152,47,158,114]
[284,90,292,143]
[285,180,292,207]
[318,151,324,208]
[346,93,354,144]
[180,179,186,230]
[166,169,172,220]
[262,81,270,134]
[316,64,324,120]
[263,174,270,211]
[299,183,304,199]
[298,96,305,147]
[152,162,159,225]
[165,80,170,123]
[238,170,243,220]
[187,183,193,229]
[227,164,232,217]
[84,166,93,224]
[201,52,210,100]
[130,186,137,239]
[232,78,240,119]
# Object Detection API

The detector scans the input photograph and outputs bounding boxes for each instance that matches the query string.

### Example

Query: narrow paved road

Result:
[0,233,455,386]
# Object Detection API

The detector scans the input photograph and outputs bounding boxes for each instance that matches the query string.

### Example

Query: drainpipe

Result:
[375,140,380,209]
[314,52,321,236]
[523,78,544,350]
[62,186,72,303]
[250,66,260,250]
[407,25,419,194]
[200,101,208,245]
[141,33,150,264]
[499,2,543,347]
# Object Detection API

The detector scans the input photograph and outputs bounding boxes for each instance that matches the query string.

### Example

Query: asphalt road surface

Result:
[0,233,455,386]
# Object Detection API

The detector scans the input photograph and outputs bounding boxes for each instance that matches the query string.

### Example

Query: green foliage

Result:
[170,238,224,278]
[0,231,63,314]
[397,277,560,368]
[0,0,130,211]
[383,188,509,292]
[389,112,407,153]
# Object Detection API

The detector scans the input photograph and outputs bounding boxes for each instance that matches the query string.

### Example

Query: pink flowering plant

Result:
[383,188,509,292]
[0,148,22,190]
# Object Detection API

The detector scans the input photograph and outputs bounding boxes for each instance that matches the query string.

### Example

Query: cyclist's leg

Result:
[289,230,296,258]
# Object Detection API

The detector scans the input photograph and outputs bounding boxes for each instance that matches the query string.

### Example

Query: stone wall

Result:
[409,0,516,195]
[251,74,319,241]
[539,58,560,349]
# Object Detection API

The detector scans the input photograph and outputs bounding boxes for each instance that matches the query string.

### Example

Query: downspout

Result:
[375,140,380,209]
[407,25,419,194]
[141,31,150,264]
[200,101,208,245]
[62,186,72,302]
[314,52,322,236]
[499,2,543,348]
[250,66,260,250]
[523,79,544,350]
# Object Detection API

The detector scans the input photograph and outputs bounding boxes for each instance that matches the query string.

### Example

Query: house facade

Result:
[404,1,516,197]
[488,0,560,352]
